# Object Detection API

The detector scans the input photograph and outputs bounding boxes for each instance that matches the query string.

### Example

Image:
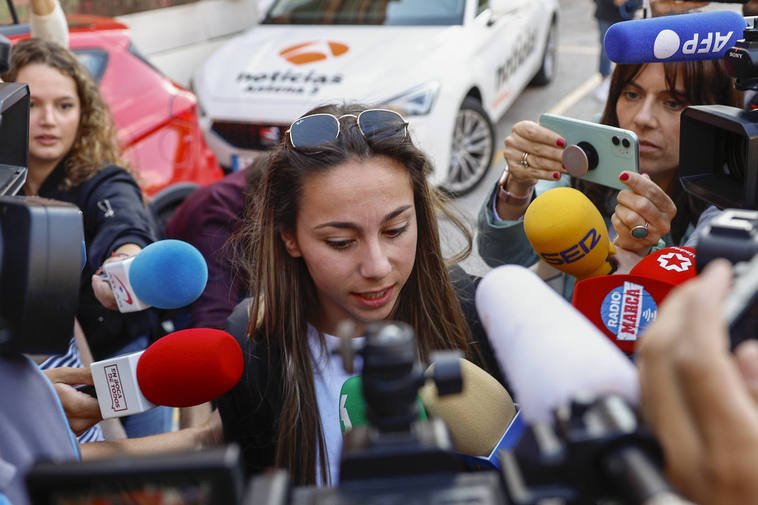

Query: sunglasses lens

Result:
[358,109,406,142]
[289,114,339,148]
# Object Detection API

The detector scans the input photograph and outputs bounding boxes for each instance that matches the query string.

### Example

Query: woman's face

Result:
[280,155,418,335]
[18,63,81,170]
[616,63,686,189]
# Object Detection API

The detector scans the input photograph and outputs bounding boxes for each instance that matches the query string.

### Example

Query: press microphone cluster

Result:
[475,265,691,505]
[103,239,208,312]
[89,328,243,418]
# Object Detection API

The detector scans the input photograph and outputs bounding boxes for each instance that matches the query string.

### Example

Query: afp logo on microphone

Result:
[653,29,734,60]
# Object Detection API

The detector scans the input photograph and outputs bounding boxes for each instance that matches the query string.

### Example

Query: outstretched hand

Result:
[44,366,102,436]
[611,171,676,255]
[637,260,758,504]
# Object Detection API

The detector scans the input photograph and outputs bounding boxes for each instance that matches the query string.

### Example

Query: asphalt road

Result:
[444,0,604,276]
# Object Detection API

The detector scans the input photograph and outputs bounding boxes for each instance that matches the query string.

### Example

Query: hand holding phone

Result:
[539,113,639,191]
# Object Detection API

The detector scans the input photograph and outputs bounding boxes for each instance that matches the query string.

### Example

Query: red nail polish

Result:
[619,172,630,181]
[553,172,560,180]
[556,139,566,148]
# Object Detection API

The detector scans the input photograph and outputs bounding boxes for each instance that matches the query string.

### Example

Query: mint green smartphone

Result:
[539,113,639,191]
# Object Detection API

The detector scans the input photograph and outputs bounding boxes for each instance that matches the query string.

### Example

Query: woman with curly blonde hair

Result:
[3,38,166,434]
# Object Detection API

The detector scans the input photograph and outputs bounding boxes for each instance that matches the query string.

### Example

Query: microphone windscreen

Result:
[524,187,615,280]
[572,274,674,354]
[129,239,208,309]
[339,376,368,433]
[136,328,243,407]
[605,10,745,64]
[419,358,516,457]
[630,246,696,286]
[475,265,639,423]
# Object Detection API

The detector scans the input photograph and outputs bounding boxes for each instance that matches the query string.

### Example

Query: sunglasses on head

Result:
[286,108,408,149]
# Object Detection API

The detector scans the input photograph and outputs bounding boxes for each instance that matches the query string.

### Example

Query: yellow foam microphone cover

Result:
[419,358,516,457]
[523,187,616,281]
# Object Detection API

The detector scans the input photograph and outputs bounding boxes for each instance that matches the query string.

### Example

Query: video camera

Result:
[0,33,83,355]
[679,18,758,209]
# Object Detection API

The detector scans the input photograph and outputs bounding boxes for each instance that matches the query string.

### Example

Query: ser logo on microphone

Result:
[653,29,734,60]
[539,228,602,266]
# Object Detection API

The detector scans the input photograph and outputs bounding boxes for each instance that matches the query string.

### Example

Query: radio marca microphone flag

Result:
[572,247,697,354]
[605,10,746,64]
[103,239,208,313]
[90,328,243,418]
[524,187,616,281]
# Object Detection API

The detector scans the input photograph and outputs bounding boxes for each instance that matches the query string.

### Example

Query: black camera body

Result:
[679,105,758,209]
[679,20,758,210]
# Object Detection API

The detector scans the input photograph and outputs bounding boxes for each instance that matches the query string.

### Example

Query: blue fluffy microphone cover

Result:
[129,239,208,309]
[605,10,746,64]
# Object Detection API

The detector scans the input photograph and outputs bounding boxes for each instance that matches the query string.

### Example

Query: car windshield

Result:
[263,0,465,26]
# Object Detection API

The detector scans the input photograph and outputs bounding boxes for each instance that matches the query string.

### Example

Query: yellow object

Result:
[524,187,616,281]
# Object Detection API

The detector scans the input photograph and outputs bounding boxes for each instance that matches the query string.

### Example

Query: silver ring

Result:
[631,222,649,239]
[520,152,530,168]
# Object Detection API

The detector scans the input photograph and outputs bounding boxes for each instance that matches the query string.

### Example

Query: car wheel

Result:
[530,18,557,86]
[442,96,495,196]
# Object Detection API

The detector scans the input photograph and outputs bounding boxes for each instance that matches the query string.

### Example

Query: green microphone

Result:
[339,376,427,434]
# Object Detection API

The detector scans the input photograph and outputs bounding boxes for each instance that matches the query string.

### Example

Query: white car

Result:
[193,0,559,195]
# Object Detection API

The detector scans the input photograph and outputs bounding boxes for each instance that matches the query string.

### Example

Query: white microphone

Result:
[474,265,639,423]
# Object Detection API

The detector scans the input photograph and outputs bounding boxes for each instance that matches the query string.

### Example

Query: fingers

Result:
[611,172,677,253]
[504,121,566,184]
[91,274,118,310]
[735,340,758,406]
[44,366,94,386]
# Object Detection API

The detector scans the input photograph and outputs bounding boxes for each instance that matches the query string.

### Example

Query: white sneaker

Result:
[594,77,610,102]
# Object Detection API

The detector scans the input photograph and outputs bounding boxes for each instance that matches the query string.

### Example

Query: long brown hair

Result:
[3,38,128,189]
[579,60,741,243]
[233,103,474,486]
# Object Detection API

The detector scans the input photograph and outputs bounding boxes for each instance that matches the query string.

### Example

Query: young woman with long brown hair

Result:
[216,102,504,486]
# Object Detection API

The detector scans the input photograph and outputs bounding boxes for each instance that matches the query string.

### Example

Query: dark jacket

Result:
[217,265,506,478]
[33,160,159,359]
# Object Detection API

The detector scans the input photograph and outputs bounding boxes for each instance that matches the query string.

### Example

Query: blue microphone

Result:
[128,239,208,309]
[605,10,746,64]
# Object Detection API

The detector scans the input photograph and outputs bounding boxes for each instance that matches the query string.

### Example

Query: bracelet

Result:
[497,168,534,206]
[111,252,130,258]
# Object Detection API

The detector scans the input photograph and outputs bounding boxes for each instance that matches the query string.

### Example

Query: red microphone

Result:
[90,328,243,418]
[572,247,698,354]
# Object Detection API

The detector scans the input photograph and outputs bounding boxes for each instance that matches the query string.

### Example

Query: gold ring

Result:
[631,222,649,239]
[520,152,529,168]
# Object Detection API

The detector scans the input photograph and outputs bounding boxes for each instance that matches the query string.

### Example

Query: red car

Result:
[1,15,225,228]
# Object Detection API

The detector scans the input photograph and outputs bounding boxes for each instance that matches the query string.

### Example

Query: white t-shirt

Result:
[307,324,364,486]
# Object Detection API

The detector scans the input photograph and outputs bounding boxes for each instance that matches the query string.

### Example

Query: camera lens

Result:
[622,138,630,148]
[612,136,620,145]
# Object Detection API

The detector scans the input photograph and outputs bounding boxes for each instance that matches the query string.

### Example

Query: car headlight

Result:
[384,81,440,116]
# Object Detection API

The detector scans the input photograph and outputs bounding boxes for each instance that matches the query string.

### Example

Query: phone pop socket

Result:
[562,142,599,178]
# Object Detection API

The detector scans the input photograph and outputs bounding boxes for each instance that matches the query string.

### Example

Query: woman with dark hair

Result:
[216,102,504,486]
[477,59,742,295]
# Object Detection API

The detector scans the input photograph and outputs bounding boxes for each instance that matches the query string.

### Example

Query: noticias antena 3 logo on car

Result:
[653,29,734,59]
[236,40,349,96]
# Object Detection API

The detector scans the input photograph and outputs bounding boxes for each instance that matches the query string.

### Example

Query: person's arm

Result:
[90,243,143,310]
[745,0,758,17]
[29,0,68,47]
[476,120,567,268]
[637,259,758,503]
[648,0,709,16]
[81,409,223,460]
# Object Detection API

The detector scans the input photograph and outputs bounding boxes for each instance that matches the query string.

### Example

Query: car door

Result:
[470,0,541,121]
